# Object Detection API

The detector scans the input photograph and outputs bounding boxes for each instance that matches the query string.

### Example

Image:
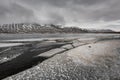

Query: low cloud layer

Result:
[0,0,120,30]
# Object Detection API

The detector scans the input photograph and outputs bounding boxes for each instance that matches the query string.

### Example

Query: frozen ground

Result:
[3,39,120,80]
[0,33,119,80]
[0,43,25,48]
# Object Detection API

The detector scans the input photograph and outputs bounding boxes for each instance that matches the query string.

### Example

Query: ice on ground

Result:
[2,39,44,42]
[61,44,73,49]
[0,43,24,47]
[37,48,66,58]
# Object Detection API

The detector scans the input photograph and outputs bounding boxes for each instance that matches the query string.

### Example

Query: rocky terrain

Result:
[0,35,120,80]
[0,37,87,79]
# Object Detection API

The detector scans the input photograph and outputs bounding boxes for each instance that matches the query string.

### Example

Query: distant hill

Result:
[0,23,118,34]
[84,29,116,33]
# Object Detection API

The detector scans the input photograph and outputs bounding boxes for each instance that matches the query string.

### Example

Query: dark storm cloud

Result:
[0,0,120,30]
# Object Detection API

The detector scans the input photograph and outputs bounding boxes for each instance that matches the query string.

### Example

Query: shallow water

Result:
[0,33,119,40]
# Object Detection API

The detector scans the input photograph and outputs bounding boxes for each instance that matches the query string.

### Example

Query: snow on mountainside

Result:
[0,23,117,33]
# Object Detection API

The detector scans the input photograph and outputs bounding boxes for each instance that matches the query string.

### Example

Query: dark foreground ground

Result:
[0,34,120,80]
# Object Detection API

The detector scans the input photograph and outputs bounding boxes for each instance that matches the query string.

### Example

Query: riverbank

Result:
[0,38,89,79]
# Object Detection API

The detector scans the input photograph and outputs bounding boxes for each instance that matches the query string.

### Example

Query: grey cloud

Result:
[22,0,69,7]
[21,0,120,22]
[88,0,120,21]
[48,12,65,24]
[0,5,9,17]
[0,0,120,30]
[22,0,108,7]
[73,0,108,5]
[0,0,36,24]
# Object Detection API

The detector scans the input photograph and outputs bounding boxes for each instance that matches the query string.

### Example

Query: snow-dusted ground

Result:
[4,39,120,80]
[67,40,120,66]
[0,33,120,80]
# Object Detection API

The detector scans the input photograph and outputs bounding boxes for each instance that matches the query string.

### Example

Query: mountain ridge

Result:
[0,23,117,33]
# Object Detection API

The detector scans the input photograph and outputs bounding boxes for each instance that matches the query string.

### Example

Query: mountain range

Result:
[0,23,118,33]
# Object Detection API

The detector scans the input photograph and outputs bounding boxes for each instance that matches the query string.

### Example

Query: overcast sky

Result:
[0,0,120,31]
